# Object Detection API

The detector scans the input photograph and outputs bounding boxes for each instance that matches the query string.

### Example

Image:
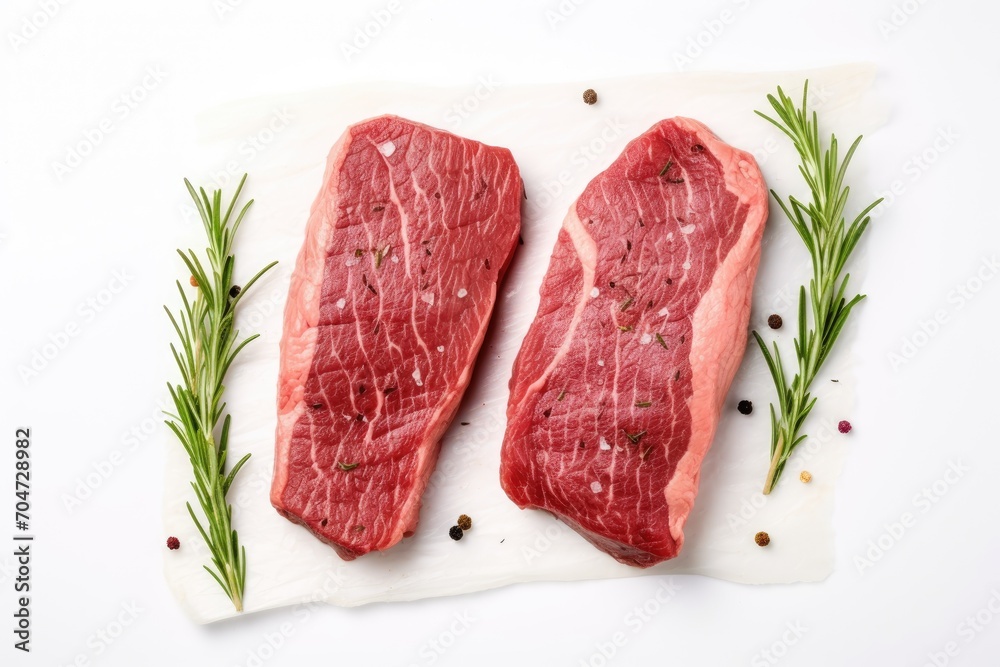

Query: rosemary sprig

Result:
[753,83,881,495]
[163,174,277,611]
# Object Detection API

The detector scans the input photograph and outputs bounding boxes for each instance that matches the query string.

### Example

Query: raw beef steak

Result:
[273,116,521,560]
[500,118,767,567]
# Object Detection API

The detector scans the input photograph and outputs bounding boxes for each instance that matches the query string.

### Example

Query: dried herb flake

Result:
[623,429,647,444]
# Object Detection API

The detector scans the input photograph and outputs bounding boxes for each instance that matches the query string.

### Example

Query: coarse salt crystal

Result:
[680,224,696,235]
[336,298,346,309]
[658,307,669,317]
[437,345,444,352]
[412,368,423,386]
[457,288,468,298]
[379,141,396,157]
[597,360,605,367]
[590,481,602,493]
[421,292,435,306]
[590,287,600,298]
[599,437,610,450]
[640,333,652,345]
[682,261,691,270]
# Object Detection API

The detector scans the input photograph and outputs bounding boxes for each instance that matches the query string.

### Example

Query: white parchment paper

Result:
[164,64,886,623]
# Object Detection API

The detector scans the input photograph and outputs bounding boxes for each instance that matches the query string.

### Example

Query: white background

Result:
[2,1,999,666]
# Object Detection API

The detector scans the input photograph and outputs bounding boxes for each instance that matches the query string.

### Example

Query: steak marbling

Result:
[272,115,521,560]
[500,118,767,567]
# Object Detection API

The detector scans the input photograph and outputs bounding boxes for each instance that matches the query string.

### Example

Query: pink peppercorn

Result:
[166,536,180,550]
[838,420,852,434]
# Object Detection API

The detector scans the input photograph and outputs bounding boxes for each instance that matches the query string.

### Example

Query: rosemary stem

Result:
[753,82,879,493]
[204,429,239,604]
[166,175,274,612]
[762,433,784,495]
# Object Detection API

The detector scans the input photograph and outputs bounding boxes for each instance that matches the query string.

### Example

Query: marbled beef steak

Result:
[272,115,521,560]
[500,118,767,567]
